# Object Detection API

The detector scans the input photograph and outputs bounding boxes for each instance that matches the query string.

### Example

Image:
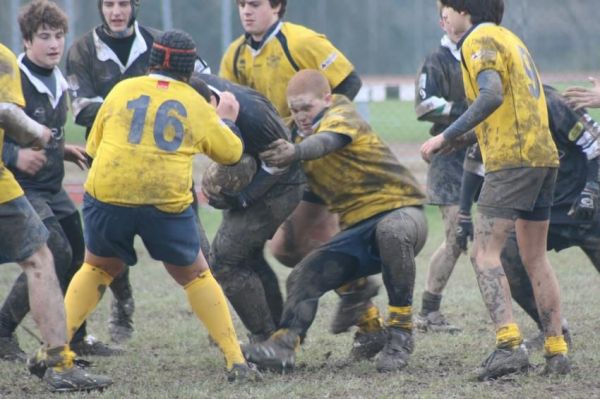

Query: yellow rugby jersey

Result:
[460,23,559,172]
[85,75,243,213]
[0,43,26,204]
[220,22,354,118]
[299,95,425,229]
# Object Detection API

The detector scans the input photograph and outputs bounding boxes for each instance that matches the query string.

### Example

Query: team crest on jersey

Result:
[320,52,338,70]
[157,80,170,90]
[33,107,46,123]
[267,54,281,69]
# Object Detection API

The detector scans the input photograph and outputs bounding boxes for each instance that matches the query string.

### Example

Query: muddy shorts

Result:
[318,206,427,279]
[426,147,467,205]
[0,195,49,263]
[478,167,557,221]
[25,188,77,222]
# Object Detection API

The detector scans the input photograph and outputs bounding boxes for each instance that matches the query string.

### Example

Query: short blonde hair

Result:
[286,69,331,99]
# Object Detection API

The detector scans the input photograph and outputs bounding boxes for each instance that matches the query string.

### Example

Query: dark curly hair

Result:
[18,0,68,42]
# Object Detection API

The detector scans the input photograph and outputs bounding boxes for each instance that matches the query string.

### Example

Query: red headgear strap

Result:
[152,43,197,69]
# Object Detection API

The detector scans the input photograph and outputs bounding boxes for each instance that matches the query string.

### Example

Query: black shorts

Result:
[426,147,467,205]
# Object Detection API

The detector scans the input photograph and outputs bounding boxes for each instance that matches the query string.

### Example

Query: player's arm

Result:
[197,92,244,165]
[421,69,503,161]
[415,56,469,125]
[0,103,51,148]
[259,133,350,168]
[332,70,362,101]
[66,43,103,136]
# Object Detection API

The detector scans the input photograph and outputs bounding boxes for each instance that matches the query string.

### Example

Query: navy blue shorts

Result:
[318,210,393,278]
[83,194,200,266]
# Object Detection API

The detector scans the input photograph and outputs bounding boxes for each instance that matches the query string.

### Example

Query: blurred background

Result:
[1,0,600,143]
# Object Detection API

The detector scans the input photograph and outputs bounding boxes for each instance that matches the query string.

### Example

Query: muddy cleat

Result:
[43,366,113,393]
[542,353,571,376]
[227,362,263,382]
[71,335,124,357]
[476,344,530,381]
[414,311,461,334]
[0,335,27,362]
[108,297,134,344]
[331,278,380,334]
[348,329,386,361]
[376,328,414,373]
[243,329,299,372]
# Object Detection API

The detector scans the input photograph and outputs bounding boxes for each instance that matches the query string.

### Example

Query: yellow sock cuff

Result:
[184,269,213,291]
[81,262,114,285]
[387,306,412,330]
[47,345,75,372]
[357,304,383,333]
[544,335,568,356]
[496,323,522,349]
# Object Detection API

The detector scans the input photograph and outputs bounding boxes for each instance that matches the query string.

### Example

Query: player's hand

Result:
[568,181,600,221]
[420,134,445,163]
[216,91,240,122]
[64,144,89,170]
[564,77,600,110]
[455,211,473,253]
[259,139,297,168]
[30,127,53,150]
[15,148,47,176]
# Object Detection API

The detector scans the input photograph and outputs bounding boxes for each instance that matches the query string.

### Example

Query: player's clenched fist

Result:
[259,138,297,168]
[216,91,240,122]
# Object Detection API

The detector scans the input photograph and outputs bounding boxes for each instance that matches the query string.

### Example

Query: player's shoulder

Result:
[281,22,327,44]
[224,34,247,55]
[0,43,17,66]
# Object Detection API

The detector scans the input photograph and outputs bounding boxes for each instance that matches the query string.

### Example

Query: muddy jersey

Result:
[67,22,210,136]
[85,75,243,213]
[466,85,600,224]
[298,95,425,229]
[0,44,26,204]
[460,23,559,172]
[220,21,354,118]
[197,73,289,156]
[544,85,599,224]
[3,55,68,194]
[415,36,469,136]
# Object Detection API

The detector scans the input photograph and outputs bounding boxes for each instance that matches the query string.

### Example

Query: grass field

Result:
[0,206,599,398]
[2,97,600,397]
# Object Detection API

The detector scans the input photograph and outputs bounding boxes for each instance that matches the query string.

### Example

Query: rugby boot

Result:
[108,296,134,344]
[331,278,380,334]
[0,334,26,362]
[376,327,414,372]
[476,344,530,381]
[349,328,386,361]
[28,346,112,392]
[227,362,263,382]
[542,353,571,376]
[242,329,299,372]
[414,311,462,334]
[71,335,124,357]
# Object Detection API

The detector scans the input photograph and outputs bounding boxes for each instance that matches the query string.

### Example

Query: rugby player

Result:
[421,0,570,379]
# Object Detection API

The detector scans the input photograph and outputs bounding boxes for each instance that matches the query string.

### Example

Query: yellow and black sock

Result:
[46,345,76,372]
[64,263,113,342]
[387,305,413,331]
[184,270,244,370]
[496,323,523,349]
